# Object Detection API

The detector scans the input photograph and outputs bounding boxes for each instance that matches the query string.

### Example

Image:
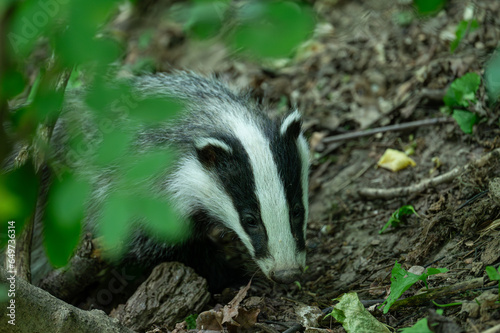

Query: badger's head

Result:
[171,110,309,284]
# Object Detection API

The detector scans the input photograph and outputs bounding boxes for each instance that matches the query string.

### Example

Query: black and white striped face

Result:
[171,110,309,284]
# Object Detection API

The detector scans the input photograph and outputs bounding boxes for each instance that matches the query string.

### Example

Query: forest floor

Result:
[104,0,500,332]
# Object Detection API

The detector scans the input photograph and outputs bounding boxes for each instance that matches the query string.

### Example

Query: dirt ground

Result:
[111,0,500,332]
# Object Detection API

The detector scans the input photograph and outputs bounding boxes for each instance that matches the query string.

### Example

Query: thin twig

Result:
[322,117,453,144]
[282,323,304,333]
[359,148,500,199]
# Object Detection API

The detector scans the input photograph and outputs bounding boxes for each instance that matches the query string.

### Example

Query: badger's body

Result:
[41,72,310,286]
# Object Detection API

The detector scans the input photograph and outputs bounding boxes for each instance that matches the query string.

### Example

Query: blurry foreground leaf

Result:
[95,130,132,165]
[377,148,416,172]
[98,192,132,260]
[379,205,419,234]
[413,0,446,16]
[31,87,65,123]
[44,173,90,267]
[0,284,7,304]
[54,1,121,67]
[123,150,173,184]
[0,69,26,99]
[185,0,230,39]
[380,262,448,313]
[484,50,500,104]
[130,97,184,123]
[135,197,188,244]
[0,164,39,248]
[325,293,390,333]
[230,1,315,58]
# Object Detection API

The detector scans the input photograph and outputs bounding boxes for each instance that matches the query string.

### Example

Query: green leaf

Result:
[7,1,57,56]
[229,1,315,58]
[486,266,500,299]
[486,266,500,280]
[413,0,446,16]
[130,97,184,124]
[31,85,65,123]
[134,196,188,244]
[452,109,478,134]
[379,205,419,234]
[184,0,230,39]
[0,69,26,99]
[123,150,174,184]
[450,19,479,53]
[326,293,391,333]
[0,284,8,304]
[399,317,432,333]
[443,72,481,108]
[44,173,90,267]
[97,192,132,260]
[0,164,40,248]
[95,130,132,165]
[53,0,120,67]
[484,51,500,104]
[381,262,448,313]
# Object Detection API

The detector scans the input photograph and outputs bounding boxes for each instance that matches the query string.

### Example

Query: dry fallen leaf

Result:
[196,309,223,331]
[377,148,416,172]
[222,280,252,325]
[196,280,255,331]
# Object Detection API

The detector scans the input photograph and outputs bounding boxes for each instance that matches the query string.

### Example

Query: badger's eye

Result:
[292,203,303,219]
[242,214,259,228]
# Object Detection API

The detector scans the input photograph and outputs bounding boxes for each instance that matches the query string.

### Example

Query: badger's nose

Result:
[270,268,302,284]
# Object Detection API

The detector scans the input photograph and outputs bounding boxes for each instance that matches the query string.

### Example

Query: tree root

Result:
[359,148,500,199]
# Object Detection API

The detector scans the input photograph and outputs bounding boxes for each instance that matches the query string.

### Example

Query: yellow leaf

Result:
[377,148,416,172]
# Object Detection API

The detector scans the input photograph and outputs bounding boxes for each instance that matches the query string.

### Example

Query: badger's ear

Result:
[195,137,233,167]
[280,110,302,139]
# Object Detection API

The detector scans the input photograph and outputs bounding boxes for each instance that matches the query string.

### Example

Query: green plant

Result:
[450,19,479,53]
[398,309,443,332]
[325,293,391,333]
[379,205,419,234]
[431,300,462,307]
[441,72,481,134]
[184,314,198,330]
[380,261,448,313]
[485,266,500,300]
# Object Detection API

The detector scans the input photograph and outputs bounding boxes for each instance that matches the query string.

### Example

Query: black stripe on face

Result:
[264,119,307,253]
[195,133,270,259]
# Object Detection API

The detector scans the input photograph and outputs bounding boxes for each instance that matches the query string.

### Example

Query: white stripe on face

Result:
[221,110,303,276]
[297,133,310,236]
[167,155,255,255]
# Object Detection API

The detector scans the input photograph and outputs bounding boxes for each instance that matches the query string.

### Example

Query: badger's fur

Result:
[43,72,310,286]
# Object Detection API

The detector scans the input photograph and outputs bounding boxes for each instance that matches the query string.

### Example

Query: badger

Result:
[35,72,310,287]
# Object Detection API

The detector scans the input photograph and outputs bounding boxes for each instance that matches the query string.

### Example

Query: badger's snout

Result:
[270,268,302,284]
